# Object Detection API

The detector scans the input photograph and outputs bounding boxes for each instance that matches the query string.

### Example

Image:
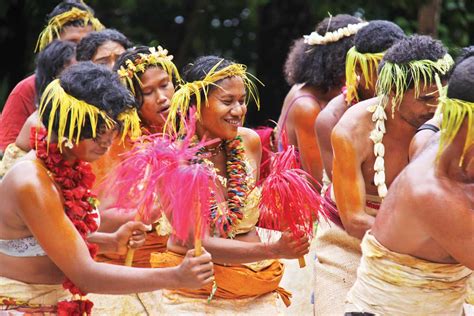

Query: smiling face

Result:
[92,40,126,70]
[196,76,247,141]
[137,66,175,130]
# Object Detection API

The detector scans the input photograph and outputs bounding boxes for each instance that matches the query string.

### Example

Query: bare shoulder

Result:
[238,127,262,154]
[333,97,379,140]
[316,94,345,129]
[3,156,53,193]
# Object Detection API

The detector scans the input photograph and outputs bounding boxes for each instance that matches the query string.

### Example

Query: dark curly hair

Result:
[355,20,406,54]
[46,0,95,29]
[447,46,474,102]
[182,55,236,105]
[35,40,76,101]
[113,46,178,108]
[41,61,135,139]
[283,14,362,91]
[379,35,450,88]
[76,29,132,61]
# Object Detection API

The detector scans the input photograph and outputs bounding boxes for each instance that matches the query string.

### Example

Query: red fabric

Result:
[254,126,275,181]
[0,74,36,151]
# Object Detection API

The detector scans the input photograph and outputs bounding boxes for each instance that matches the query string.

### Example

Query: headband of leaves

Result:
[35,7,104,52]
[117,46,182,96]
[436,78,473,165]
[345,46,384,104]
[164,60,263,134]
[376,54,454,116]
[38,79,114,151]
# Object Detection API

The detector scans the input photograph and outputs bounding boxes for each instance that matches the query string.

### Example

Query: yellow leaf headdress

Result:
[368,54,453,199]
[164,60,263,135]
[38,79,115,151]
[345,46,384,104]
[116,46,181,141]
[35,7,104,52]
[436,79,473,165]
[376,54,454,116]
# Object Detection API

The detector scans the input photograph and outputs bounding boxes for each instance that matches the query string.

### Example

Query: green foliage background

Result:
[0,0,472,125]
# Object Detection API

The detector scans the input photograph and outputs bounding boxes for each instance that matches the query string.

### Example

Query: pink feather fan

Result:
[101,110,218,243]
[258,145,325,239]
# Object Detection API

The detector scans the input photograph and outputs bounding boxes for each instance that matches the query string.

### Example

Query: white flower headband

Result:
[303,22,368,46]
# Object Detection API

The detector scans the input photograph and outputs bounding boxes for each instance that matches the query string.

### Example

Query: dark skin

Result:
[168,77,310,263]
[0,128,214,292]
[316,67,376,179]
[332,85,439,239]
[373,120,473,268]
[277,83,341,188]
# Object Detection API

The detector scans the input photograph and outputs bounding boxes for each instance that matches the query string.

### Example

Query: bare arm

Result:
[172,230,309,264]
[332,127,373,239]
[315,95,346,179]
[12,161,213,294]
[15,111,39,151]
[292,100,324,187]
[409,116,441,160]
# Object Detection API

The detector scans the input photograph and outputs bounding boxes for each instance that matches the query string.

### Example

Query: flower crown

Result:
[164,61,263,135]
[38,79,114,152]
[303,22,368,46]
[35,7,104,52]
[117,46,182,96]
[345,46,385,104]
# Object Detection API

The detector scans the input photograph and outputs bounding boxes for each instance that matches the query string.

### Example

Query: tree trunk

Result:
[418,0,442,38]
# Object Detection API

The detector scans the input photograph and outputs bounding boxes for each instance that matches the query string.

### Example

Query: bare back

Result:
[372,142,474,266]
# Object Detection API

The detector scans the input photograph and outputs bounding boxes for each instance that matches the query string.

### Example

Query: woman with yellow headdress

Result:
[345,46,474,316]
[149,55,310,314]
[0,0,102,157]
[0,62,214,315]
[91,45,181,269]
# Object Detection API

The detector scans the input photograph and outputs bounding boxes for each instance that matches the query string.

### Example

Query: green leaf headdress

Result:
[345,46,384,104]
[38,79,115,152]
[164,60,263,135]
[35,7,104,52]
[436,78,473,165]
[116,46,182,141]
[368,54,454,198]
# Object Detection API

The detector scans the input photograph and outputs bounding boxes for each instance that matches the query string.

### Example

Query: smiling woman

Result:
[149,55,310,314]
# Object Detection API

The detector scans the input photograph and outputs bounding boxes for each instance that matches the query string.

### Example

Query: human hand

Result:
[175,248,214,289]
[114,221,151,255]
[272,230,310,259]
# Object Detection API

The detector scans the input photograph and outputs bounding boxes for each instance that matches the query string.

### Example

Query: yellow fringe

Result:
[38,79,114,151]
[35,7,103,52]
[345,47,384,104]
[117,108,142,143]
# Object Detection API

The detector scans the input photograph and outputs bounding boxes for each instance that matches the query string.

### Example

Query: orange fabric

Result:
[150,251,292,306]
[96,232,168,267]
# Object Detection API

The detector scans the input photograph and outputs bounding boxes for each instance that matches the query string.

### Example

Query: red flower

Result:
[58,299,94,316]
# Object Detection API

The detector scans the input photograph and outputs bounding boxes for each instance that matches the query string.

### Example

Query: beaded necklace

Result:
[192,135,249,237]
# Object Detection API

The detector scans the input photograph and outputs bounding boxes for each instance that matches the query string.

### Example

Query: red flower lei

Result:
[32,127,99,315]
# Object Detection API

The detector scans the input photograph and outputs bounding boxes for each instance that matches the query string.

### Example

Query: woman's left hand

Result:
[114,221,152,255]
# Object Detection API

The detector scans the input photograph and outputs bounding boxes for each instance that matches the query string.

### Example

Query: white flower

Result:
[375,119,386,133]
[372,106,387,121]
[374,156,385,171]
[377,184,388,198]
[367,104,378,113]
[374,171,386,186]
[369,130,384,143]
[373,143,385,157]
